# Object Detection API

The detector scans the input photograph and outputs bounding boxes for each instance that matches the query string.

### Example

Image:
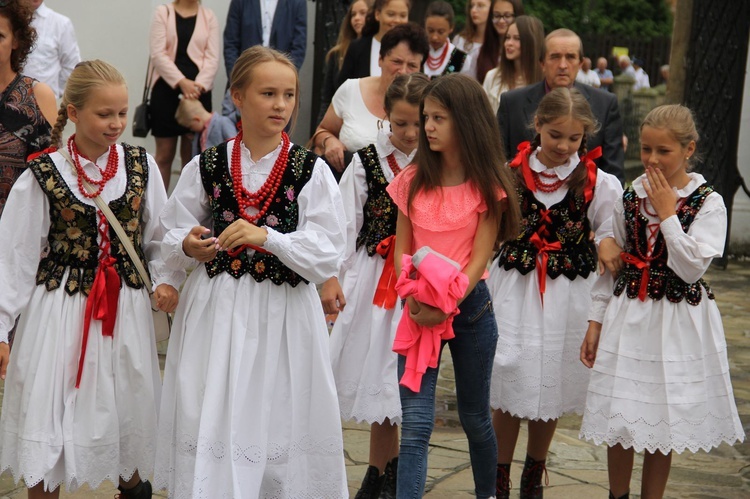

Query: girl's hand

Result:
[178,78,202,99]
[323,136,347,172]
[409,301,450,327]
[644,166,678,221]
[321,277,346,314]
[183,226,218,262]
[217,219,268,251]
[598,237,624,275]
[154,284,179,313]
[580,321,602,368]
[0,342,8,380]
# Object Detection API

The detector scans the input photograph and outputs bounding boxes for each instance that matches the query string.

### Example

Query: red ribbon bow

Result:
[76,255,120,388]
[372,235,398,309]
[620,252,650,301]
[26,146,58,163]
[530,232,562,304]
[508,141,536,192]
[581,146,602,203]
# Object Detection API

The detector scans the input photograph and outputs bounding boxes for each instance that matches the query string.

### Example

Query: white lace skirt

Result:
[579,291,745,454]
[488,264,593,420]
[153,269,348,499]
[329,248,402,424]
[0,281,160,491]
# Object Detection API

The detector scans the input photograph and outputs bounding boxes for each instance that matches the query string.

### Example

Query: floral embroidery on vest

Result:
[496,181,597,280]
[355,144,398,257]
[31,145,150,296]
[443,48,467,75]
[614,184,715,305]
[200,141,316,286]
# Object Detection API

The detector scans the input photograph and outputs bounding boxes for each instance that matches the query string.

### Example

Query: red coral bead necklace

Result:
[386,153,403,176]
[426,42,450,71]
[68,135,119,199]
[532,168,566,192]
[231,130,289,224]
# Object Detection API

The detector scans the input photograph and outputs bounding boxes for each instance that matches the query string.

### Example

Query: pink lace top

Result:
[387,166,506,279]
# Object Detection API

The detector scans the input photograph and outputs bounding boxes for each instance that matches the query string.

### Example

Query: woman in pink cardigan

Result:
[149,0,220,190]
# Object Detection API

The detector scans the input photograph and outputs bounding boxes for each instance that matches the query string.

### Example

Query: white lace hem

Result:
[337,380,402,425]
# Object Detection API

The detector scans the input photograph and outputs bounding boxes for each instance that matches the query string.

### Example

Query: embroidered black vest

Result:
[496,180,597,280]
[443,48,467,75]
[355,145,398,257]
[614,184,715,305]
[199,142,317,286]
[31,144,150,296]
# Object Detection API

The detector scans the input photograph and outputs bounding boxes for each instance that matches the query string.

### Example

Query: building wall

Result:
[44,0,315,163]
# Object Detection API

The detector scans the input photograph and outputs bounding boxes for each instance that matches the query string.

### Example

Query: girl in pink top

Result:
[386,73,520,499]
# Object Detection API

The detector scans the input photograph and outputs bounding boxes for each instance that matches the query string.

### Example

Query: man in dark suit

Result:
[497,28,625,183]
[223,0,307,77]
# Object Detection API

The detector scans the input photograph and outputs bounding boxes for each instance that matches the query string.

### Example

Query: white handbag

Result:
[58,148,172,342]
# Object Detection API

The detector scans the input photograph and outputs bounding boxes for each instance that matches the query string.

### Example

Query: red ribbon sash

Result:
[226,242,270,257]
[581,146,602,203]
[530,232,562,303]
[508,141,535,192]
[372,235,398,309]
[620,252,650,301]
[76,255,120,388]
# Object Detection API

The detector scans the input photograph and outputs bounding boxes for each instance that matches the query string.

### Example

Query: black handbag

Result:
[133,58,154,137]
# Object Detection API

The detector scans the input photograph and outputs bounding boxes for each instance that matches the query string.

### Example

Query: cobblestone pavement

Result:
[1,261,748,498]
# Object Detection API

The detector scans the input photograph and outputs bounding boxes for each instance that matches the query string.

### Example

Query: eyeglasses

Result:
[492,13,515,23]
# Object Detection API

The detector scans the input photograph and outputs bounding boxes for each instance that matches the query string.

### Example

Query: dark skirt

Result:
[150,77,213,138]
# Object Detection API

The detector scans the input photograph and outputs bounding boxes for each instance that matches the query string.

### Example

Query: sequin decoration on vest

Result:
[200,141,317,286]
[355,144,399,257]
[614,184,715,305]
[30,145,150,296]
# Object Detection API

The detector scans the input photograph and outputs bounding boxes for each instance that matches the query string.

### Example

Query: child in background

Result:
[174,96,237,157]
[423,1,470,78]
[154,46,349,498]
[325,72,429,499]
[489,87,622,499]
[387,73,520,499]
[452,0,491,79]
[0,60,180,499]
[580,104,744,499]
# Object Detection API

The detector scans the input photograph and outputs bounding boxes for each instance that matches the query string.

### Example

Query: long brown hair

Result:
[529,87,599,196]
[475,0,524,84]
[494,15,544,91]
[409,74,520,243]
[326,0,372,67]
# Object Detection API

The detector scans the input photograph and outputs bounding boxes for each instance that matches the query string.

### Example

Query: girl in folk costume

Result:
[387,73,521,499]
[422,2,470,78]
[580,105,744,499]
[489,87,622,499]
[0,60,181,499]
[325,72,429,499]
[154,46,348,498]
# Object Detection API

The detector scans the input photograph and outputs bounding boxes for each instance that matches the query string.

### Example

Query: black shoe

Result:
[496,463,511,499]
[116,479,152,499]
[381,457,398,499]
[520,455,547,499]
[608,492,630,499]
[354,465,385,499]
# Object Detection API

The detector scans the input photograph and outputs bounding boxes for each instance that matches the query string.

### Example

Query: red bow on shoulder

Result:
[27,146,58,163]
[508,141,535,192]
[580,146,602,203]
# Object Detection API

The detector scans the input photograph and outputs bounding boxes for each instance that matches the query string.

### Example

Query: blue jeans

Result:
[396,281,498,498]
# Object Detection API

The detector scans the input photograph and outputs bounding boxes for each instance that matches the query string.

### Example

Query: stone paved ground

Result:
[1,261,749,498]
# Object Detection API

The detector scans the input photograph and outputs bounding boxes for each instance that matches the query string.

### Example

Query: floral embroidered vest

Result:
[614,184,715,305]
[199,141,317,286]
[496,182,597,280]
[355,144,398,257]
[31,145,150,296]
[443,48,467,76]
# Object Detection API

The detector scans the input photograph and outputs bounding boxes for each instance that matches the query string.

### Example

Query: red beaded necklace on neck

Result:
[532,168,566,193]
[386,153,403,177]
[68,135,119,199]
[426,42,450,71]
[230,130,289,224]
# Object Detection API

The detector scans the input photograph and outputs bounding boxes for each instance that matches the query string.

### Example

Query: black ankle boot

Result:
[354,465,385,499]
[381,457,398,499]
[520,455,547,499]
[496,463,511,499]
[608,492,629,499]
[116,480,152,499]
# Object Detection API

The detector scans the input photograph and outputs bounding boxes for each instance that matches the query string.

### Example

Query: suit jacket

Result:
[149,3,220,91]
[223,0,307,75]
[336,36,374,88]
[497,81,625,183]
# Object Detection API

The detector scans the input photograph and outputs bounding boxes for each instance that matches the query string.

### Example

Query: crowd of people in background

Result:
[0,1,744,499]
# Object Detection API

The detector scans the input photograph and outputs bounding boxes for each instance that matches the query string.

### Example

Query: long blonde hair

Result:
[50,60,127,148]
